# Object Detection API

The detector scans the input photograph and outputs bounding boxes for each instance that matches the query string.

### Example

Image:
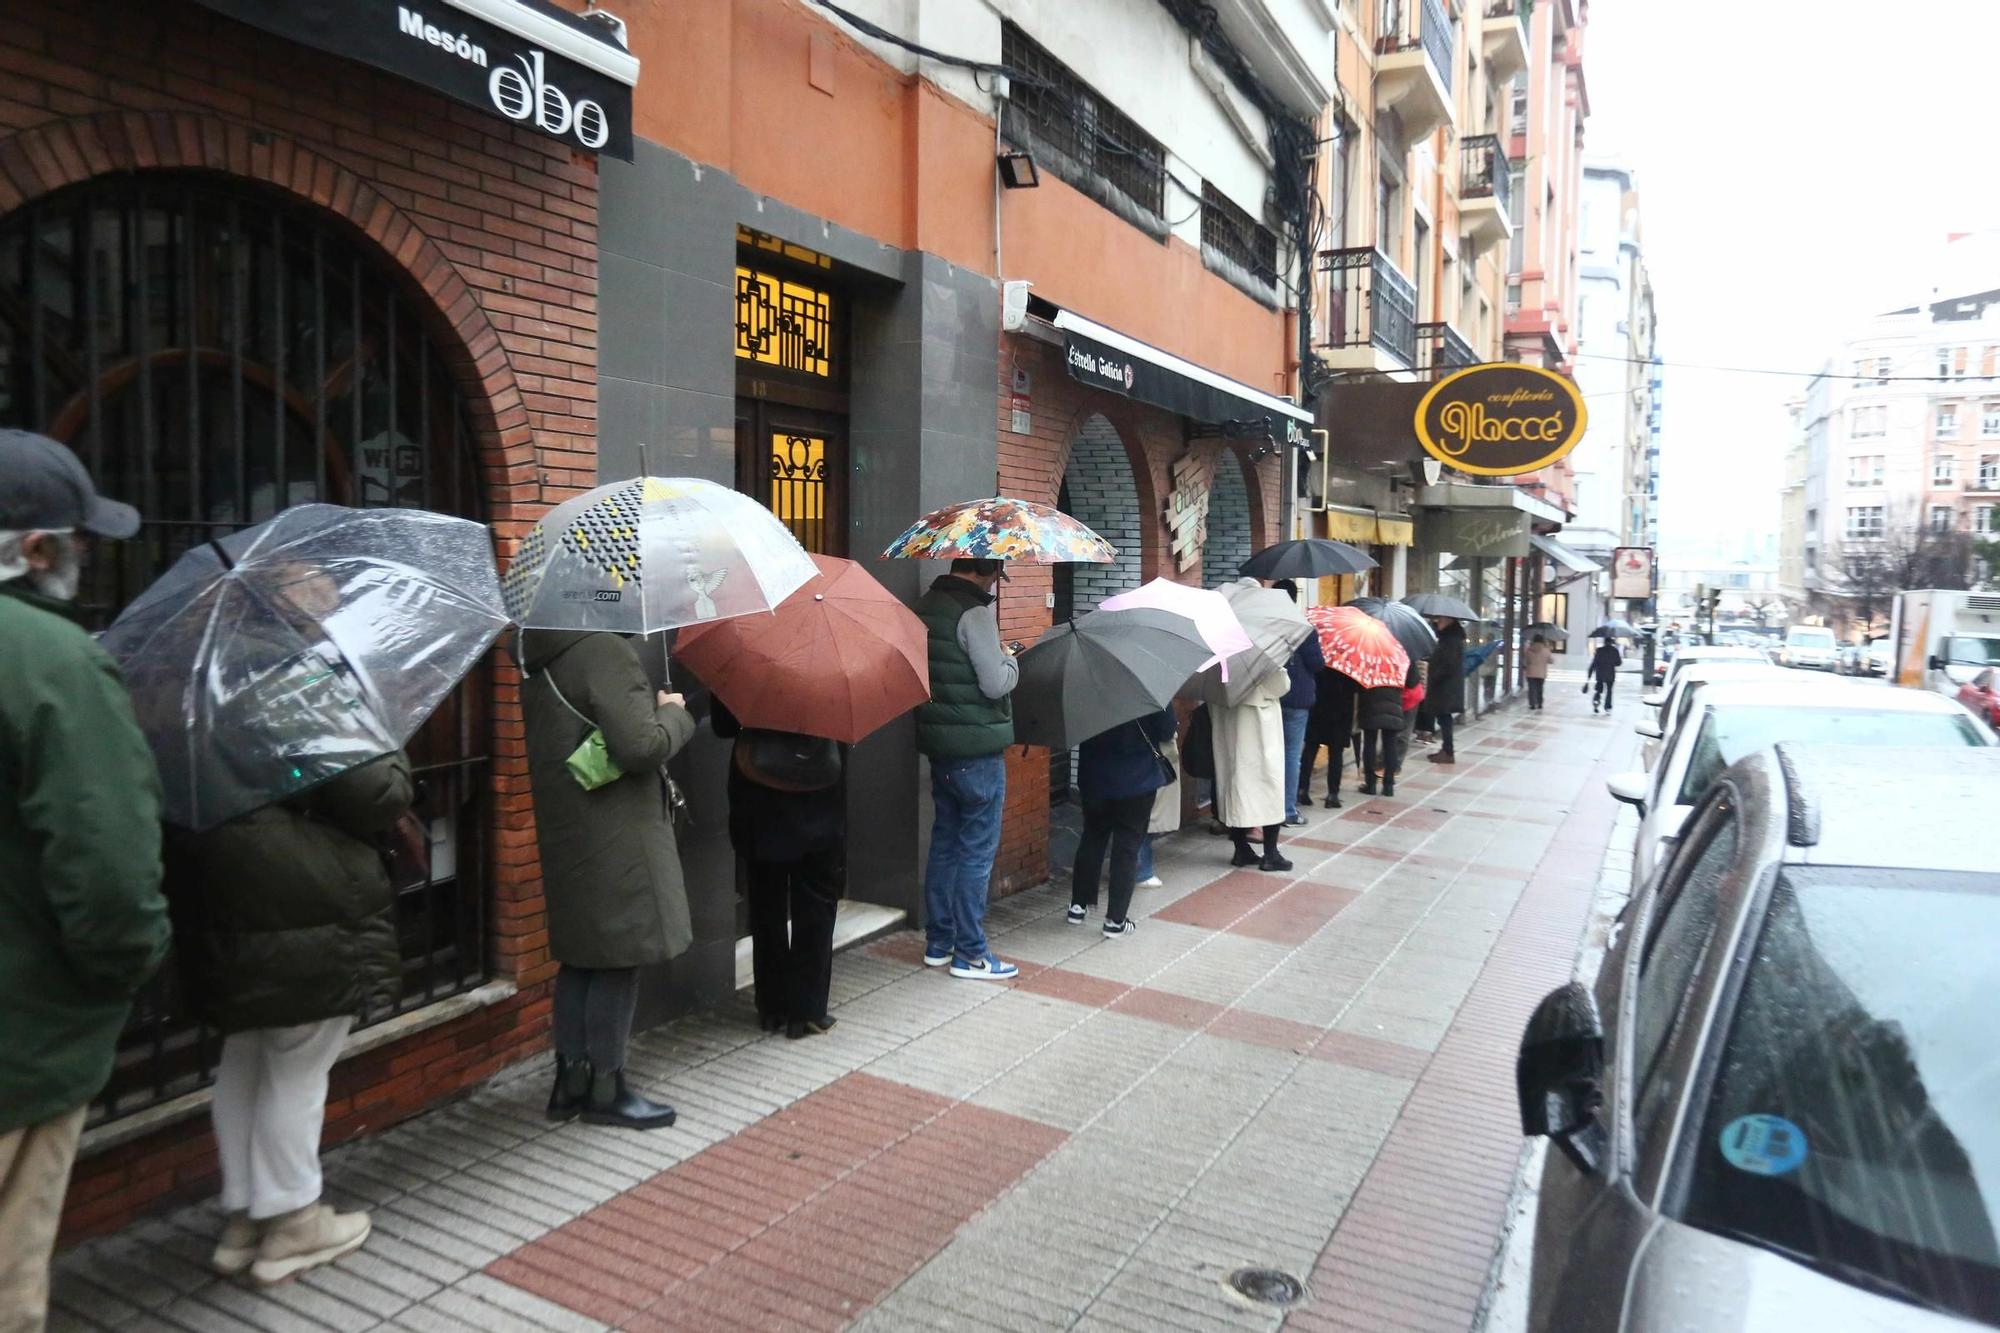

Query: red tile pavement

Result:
[486,1072,1066,1329]
[1152,870,1359,944]
[1148,868,1287,929]
[1230,880,1360,945]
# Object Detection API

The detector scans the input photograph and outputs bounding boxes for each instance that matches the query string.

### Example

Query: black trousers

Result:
[1299,727,1347,800]
[746,846,841,1024]
[1593,674,1616,708]
[1527,678,1545,709]
[553,965,639,1070]
[1436,711,1455,757]
[1361,727,1402,779]
[1073,793,1154,925]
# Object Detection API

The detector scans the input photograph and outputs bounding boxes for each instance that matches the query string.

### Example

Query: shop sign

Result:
[193,0,636,159]
[1165,452,1211,573]
[1421,509,1530,559]
[1063,332,1137,396]
[1414,365,1587,477]
[1611,546,1656,600]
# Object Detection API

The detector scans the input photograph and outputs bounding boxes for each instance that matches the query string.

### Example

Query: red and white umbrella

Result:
[1307,605,1411,689]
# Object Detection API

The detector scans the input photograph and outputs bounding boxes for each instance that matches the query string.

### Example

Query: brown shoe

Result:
[248,1204,370,1285]
[211,1211,262,1277]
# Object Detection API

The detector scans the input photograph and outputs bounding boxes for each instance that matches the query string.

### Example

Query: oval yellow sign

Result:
[1413,364,1588,477]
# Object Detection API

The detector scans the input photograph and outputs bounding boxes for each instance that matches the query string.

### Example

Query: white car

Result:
[1636,659,1783,770]
[1607,679,1995,886]
[1779,624,1840,670]
[1654,644,1767,700]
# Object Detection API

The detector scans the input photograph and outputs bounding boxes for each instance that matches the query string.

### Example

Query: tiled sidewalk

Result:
[51,680,1633,1333]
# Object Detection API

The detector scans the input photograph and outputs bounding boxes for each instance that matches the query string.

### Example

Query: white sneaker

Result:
[948,954,1020,981]
[248,1204,370,1285]
[1065,904,1088,925]
[1137,876,1164,889]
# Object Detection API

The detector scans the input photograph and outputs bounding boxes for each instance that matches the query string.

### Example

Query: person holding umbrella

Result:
[1307,606,1411,799]
[1423,616,1467,765]
[1589,633,1625,712]
[1523,633,1553,710]
[1067,707,1177,935]
[1358,666,1412,797]
[1300,660,1358,808]
[1271,580,1324,826]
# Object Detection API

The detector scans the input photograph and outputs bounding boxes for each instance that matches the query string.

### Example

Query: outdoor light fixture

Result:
[997,150,1040,189]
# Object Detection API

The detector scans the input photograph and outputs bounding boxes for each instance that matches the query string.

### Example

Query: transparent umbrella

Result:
[100,504,508,830]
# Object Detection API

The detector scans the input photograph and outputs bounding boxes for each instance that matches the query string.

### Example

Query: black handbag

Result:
[734,728,842,792]
[1182,705,1215,781]
[1142,728,1177,787]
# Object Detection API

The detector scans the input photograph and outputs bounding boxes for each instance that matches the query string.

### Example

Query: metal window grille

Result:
[1200,183,1278,293]
[0,174,491,1126]
[767,432,830,553]
[1460,135,1512,217]
[1314,247,1418,366]
[735,266,834,378]
[1000,23,1166,229]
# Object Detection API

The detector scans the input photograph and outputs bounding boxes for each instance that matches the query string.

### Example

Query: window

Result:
[1877,356,1892,383]
[1678,704,1983,809]
[734,264,834,378]
[1930,504,1955,533]
[1934,454,1957,485]
[1844,454,1884,486]
[1850,404,1887,438]
[1199,182,1279,297]
[1412,215,1431,319]
[1328,116,1354,249]
[999,23,1166,228]
[1978,506,1997,535]
[1938,347,1953,379]
[1985,345,1999,377]
[1845,505,1886,539]
[1509,74,1528,136]
[1982,456,2000,490]
[1938,405,1959,436]
[1506,164,1525,274]
[1955,347,1969,377]
[1983,402,2000,437]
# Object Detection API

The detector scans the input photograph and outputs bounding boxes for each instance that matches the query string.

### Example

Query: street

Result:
[48,676,1632,1333]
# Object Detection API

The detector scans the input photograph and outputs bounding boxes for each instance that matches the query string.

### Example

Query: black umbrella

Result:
[1012,608,1214,750]
[1238,538,1377,579]
[1591,620,1640,638]
[1348,596,1439,661]
[1401,592,1483,622]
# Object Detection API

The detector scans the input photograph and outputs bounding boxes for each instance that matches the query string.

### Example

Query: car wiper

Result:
[1699,1225,1961,1319]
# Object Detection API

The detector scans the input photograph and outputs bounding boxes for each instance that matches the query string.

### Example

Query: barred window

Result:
[1000,23,1166,231]
[1200,183,1279,298]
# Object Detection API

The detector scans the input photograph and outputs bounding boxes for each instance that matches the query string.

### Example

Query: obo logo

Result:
[489,50,611,150]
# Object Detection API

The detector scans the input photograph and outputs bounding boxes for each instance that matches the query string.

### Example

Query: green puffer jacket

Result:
[913,577,1013,759]
[169,753,412,1034]
[0,581,171,1134]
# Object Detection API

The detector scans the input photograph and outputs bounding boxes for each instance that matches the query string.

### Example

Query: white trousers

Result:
[211,1017,351,1221]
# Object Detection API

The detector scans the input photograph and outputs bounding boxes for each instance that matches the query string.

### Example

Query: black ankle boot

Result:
[546,1055,590,1122]
[1359,779,1377,795]
[1230,839,1259,867]
[1260,850,1294,873]
[1324,791,1341,808]
[581,1068,677,1130]
[1382,777,1396,797]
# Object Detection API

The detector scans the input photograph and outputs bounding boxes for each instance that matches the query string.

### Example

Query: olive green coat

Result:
[521,631,695,968]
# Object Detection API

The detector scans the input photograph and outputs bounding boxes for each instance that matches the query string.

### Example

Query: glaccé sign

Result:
[1414,365,1586,476]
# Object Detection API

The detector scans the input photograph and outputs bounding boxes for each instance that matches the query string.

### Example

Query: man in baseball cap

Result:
[0,429,168,1328]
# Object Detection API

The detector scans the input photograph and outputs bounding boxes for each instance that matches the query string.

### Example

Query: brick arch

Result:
[0,110,539,522]
[1203,446,1256,588]
[1049,398,1163,584]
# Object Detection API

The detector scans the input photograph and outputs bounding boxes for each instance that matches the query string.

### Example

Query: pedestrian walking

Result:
[1589,638,1623,712]
[1067,707,1177,936]
[1423,618,1466,764]
[711,698,845,1039]
[1300,665,1358,808]
[1271,580,1324,826]
[1203,666,1292,873]
[915,559,1021,980]
[1356,667,1409,797]
[0,434,170,1327]
[520,627,693,1130]
[1523,634,1553,710]
[171,751,414,1283]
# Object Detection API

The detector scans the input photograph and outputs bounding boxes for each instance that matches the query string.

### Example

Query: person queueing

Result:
[520,627,692,1129]
[1423,617,1466,765]
[0,434,171,1326]
[1300,664,1359,809]
[1589,637,1623,713]
[1067,707,1177,936]
[1356,664,1411,798]
[1205,662,1292,873]
[1523,634,1553,710]
[711,697,845,1039]
[1272,580,1324,827]
[914,558,1021,980]
[174,751,413,1283]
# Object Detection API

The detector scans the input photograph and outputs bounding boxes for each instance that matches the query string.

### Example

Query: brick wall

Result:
[0,0,598,1240]
[1064,416,1145,610]
[1203,452,1255,587]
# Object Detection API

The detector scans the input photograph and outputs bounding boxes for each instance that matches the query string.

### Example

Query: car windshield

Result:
[1945,635,2000,668]
[1788,629,1835,648]
[1679,868,2000,1324]
[1677,707,1986,806]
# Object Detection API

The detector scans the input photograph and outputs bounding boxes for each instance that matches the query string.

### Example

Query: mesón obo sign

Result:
[1414,365,1587,477]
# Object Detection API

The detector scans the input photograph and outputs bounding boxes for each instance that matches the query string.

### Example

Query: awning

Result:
[1316,507,1413,547]
[1036,299,1311,445]
[1529,533,1601,574]
[1416,480,1567,526]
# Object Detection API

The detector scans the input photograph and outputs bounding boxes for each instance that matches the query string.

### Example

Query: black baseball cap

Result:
[0,429,141,537]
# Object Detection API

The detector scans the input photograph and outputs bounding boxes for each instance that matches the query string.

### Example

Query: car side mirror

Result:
[1517,982,1608,1174]
[1606,772,1647,813]
[1640,693,1664,709]
[1634,720,1663,740]
[1930,655,1946,672]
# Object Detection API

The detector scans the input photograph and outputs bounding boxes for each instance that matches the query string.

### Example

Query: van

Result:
[1888,589,2000,695]
[1777,624,1838,670]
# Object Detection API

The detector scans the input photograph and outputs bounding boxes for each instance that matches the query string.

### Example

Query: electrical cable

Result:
[1570,350,2000,383]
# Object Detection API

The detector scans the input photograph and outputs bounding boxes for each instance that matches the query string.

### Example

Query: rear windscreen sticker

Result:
[1720,1114,1808,1176]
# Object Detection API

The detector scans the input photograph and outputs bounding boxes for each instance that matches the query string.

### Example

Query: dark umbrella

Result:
[1592,619,1640,638]
[1401,592,1482,622]
[1348,595,1439,661]
[1238,538,1377,579]
[1013,608,1215,750]
[1526,621,1570,642]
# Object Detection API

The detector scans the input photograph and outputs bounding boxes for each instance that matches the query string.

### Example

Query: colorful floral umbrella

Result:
[1098,578,1253,680]
[1308,604,1411,689]
[879,496,1115,564]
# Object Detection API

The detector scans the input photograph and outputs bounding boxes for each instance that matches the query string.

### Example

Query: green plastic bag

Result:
[565,727,623,791]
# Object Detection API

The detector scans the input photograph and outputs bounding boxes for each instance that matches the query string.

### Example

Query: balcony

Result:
[1376,0,1455,142]
[1481,0,1531,82]
[1416,321,1477,378]
[1315,247,1418,372]
[1459,135,1513,251]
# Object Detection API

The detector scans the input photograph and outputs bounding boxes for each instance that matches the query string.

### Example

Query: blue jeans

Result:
[1136,833,1155,881]
[924,753,1007,962]
[1281,708,1309,820]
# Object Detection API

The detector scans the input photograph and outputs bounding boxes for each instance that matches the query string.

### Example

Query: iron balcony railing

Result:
[1460,134,1512,216]
[1377,0,1455,96]
[1316,247,1418,367]
[1485,0,1531,44]
[1417,321,1478,377]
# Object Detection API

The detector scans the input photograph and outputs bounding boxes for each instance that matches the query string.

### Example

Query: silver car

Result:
[1519,744,2000,1331]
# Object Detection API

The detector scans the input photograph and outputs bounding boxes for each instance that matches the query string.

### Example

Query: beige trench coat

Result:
[1204,668,1287,830]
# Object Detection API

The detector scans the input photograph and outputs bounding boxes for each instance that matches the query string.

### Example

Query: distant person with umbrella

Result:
[1308,605,1413,800]
[1523,633,1553,709]
[1589,633,1624,712]
[1271,580,1324,826]
[1067,707,1178,935]
[0,434,170,1326]
[1423,617,1467,765]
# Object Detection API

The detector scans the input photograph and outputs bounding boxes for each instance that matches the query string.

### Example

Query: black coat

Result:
[1426,622,1467,715]
[712,698,846,863]
[1356,683,1406,732]
[1590,643,1623,682]
[1307,668,1358,743]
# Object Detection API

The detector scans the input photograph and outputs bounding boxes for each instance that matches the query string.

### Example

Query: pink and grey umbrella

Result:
[1098,578,1253,680]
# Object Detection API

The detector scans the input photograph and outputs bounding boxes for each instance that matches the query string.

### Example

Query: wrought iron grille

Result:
[999,22,1166,229]
[1200,183,1279,294]
[1378,0,1455,94]
[735,266,834,378]
[1460,135,1512,216]
[1416,321,1478,377]
[767,432,831,553]
[1485,0,1531,43]
[1315,247,1418,367]
[0,173,491,1126]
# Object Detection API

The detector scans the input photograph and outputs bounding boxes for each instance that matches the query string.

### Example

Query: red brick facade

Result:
[0,1,596,1241]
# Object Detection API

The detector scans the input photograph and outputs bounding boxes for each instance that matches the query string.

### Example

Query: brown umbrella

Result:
[675,554,929,743]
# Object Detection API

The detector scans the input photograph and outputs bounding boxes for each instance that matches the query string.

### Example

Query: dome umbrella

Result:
[1525,621,1570,642]
[1237,538,1376,579]
[1200,578,1314,706]
[1099,578,1254,679]
[1347,595,1439,661]
[1592,619,1640,638]
[100,504,508,830]
[1307,605,1411,689]
[1012,608,1216,751]
[880,496,1114,564]
[1401,592,1483,622]
[675,555,929,744]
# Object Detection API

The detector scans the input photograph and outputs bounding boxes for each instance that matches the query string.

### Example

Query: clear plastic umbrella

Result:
[502,476,818,632]
[100,505,508,830]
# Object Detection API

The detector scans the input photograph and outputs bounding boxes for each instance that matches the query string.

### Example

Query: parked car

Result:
[1835,642,1867,676]
[1651,644,1768,704]
[1958,668,2000,728]
[1779,624,1841,670]
[1606,679,1994,887]
[1636,659,1783,771]
[1519,743,2000,1333]
[1865,639,1893,677]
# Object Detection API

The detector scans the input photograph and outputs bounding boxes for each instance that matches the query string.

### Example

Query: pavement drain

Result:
[1226,1266,1308,1308]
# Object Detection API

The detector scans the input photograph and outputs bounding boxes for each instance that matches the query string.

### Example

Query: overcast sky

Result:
[1585,0,2000,563]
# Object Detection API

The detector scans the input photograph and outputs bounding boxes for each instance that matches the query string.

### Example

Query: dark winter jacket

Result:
[0,581,171,1131]
[1308,667,1359,743]
[1426,621,1467,715]
[521,629,696,968]
[1590,643,1623,682]
[172,752,411,1034]
[1279,633,1326,711]
[712,696,846,864]
[1076,708,1177,803]
[913,577,1015,759]
[1356,682,1407,731]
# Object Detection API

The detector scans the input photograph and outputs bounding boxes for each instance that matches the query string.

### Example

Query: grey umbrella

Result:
[1348,596,1440,661]
[1205,578,1314,705]
[1238,538,1377,579]
[1526,621,1570,642]
[1592,619,1640,638]
[1401,592,1483,622]
[1012,608,1214,751]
